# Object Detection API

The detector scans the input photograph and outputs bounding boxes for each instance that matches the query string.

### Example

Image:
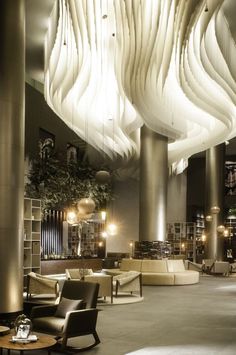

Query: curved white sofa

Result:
[104,259,199,285]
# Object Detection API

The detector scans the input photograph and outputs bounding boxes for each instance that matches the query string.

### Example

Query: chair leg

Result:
[115,280,118,297]
[61,335,68,349]
[93,330,100,346]
[55,333,100,353]
[110,276,113,303]
[139,274,142,297]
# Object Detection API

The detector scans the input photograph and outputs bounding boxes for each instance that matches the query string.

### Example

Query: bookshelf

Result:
[166,222,204,262]
[23,198,41,288]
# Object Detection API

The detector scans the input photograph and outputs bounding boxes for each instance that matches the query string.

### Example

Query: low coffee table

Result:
[0,333,56,355]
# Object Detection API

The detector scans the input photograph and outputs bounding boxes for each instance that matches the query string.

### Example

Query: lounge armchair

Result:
[31,280,100,352]
[26,272,59,300]
[211,261,231,276]
[113,271,142,297]
[202,259,215,274]
[84,274,113,303]
[185,260,204,273]
[67,269,113,303]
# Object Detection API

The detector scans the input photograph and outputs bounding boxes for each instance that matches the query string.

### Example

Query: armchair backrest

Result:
[203,259,215,268]
[61,280,99,309]
[65,268,93,280]
[26,272,59,299]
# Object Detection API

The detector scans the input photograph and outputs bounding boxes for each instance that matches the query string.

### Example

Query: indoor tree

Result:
[25,150,113,216]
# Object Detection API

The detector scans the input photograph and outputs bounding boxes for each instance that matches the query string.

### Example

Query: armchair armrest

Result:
[31,304,58,319]
[63,309,99,338]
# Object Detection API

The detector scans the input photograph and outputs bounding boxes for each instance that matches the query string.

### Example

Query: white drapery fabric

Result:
[44,0,236,173]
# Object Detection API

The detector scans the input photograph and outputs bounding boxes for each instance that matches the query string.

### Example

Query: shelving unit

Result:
[68,221,105,258]
[225,215,236,237]
[224,214,236,259]
[23,198,41,288]
[194,212,205,239]
[134,241,172,259]
[166,222,204,262]
[134,223,205,262]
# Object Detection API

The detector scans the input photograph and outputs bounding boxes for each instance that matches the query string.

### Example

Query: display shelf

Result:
[134,241,172,259]
[23,198,41,288]
[194,212,205,239]
[225,215,236,237]
[224,214,236,260]
[166,222,204,262]
[68,220,105,258]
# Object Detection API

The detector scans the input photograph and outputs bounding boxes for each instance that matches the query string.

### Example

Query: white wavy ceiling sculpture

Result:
[44,0,236,173]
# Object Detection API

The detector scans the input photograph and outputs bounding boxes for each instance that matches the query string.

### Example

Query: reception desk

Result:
[41,258,103,275]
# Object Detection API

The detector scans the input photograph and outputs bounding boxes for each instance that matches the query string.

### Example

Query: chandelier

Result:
[45,0,236,174]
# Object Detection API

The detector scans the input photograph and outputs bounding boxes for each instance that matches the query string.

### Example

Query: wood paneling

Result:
[41,258,103,275]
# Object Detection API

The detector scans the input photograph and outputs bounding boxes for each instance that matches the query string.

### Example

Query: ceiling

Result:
[25,0,236,160]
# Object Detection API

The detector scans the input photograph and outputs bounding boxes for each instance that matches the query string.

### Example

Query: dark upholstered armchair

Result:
[31,280,100,351]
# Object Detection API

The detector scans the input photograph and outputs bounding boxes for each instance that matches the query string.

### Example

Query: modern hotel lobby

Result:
[2,0,236,354]
[3,276,236,355]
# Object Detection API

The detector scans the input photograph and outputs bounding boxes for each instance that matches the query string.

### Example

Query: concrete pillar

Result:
[139,125,168,241]
[205,144,225,260]
[0,0,25,318]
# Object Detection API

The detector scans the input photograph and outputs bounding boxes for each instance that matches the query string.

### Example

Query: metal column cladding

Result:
[139,125,168,242]
[205,144,225,260]
[0,0,25,314]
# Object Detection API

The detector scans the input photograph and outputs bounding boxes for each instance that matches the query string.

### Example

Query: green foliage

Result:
[25,154,113,213]
[228,207,236,216]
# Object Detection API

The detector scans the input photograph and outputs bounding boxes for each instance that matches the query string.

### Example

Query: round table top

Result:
[0,326,10,335]
[0,333,57,351]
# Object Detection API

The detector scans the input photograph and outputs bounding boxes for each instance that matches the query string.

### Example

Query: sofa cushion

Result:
[32,316,65,334]
[141,260,168,273]
[174,271,199,285]
[167,260,185,272]
[120,259,142,272]
[142,272,174,285]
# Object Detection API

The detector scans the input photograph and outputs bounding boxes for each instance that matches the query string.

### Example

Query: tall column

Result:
[0,0,25,319]
[139,125,168,241]
[205,144,225,260]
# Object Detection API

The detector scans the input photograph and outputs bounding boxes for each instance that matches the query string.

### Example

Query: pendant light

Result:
[66,210,78,225]
[95,170,111,184]
[77,197,96,215]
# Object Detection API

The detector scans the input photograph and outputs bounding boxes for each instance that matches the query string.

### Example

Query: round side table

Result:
[0,333,56,355]
[0,326,10,336]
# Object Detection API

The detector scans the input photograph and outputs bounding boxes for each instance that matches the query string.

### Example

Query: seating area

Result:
[25,276,236,354]
[186,259,232,276]
[65,267,142,303]
[104,258,200,285]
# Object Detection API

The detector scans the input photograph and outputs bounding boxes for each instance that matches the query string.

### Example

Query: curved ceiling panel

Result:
[44,0,236,173]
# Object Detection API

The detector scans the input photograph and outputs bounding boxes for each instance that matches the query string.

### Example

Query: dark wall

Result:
[187,154,236,219]
[25,83,84,158]
[187,157,206,220]
[225,155,236,210]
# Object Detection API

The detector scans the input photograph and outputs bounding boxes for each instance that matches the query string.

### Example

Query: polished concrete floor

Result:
[5,275,236,354]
